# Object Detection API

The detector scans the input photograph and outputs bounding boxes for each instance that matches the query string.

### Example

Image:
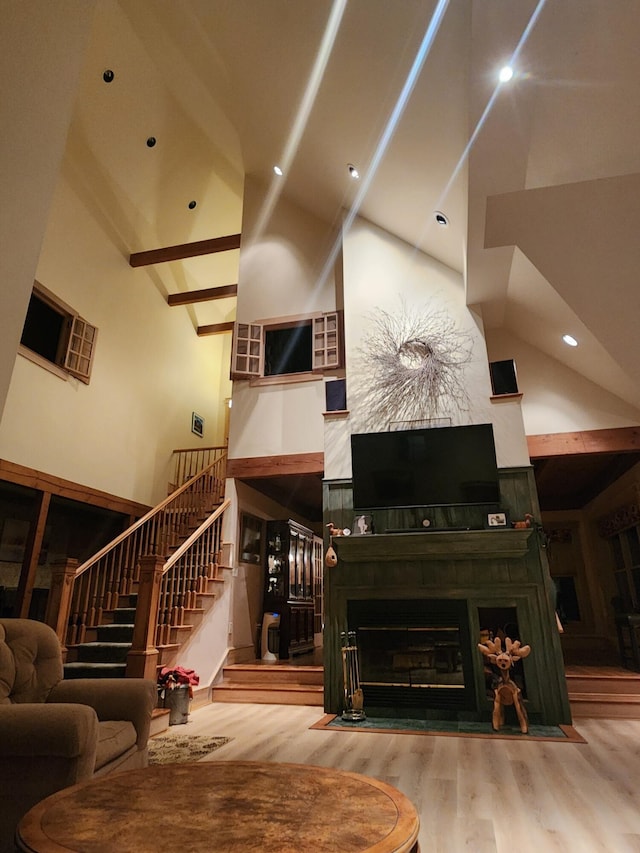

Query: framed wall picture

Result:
[191,412,204,438]
[484,511,510,529]
[239,512,263,564]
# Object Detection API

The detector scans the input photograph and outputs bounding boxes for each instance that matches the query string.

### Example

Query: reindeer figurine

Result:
[477,636,531,734]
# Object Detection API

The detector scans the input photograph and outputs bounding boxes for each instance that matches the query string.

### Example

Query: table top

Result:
[17,760,420,853]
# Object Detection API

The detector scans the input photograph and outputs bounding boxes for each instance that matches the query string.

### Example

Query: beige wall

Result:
[0,3,97,421]
[0,173,233,507]
[228,178,339,460]
[487,328,640,436]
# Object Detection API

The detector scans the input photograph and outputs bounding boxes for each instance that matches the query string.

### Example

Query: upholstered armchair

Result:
[0,618,156,850]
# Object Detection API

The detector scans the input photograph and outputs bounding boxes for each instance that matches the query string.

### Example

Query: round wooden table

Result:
[16,760,420,852]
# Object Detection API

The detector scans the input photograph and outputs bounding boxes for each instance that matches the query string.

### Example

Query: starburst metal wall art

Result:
[351,300,473,432]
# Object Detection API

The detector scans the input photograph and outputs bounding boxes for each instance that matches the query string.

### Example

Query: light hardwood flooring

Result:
[157,703,640,853]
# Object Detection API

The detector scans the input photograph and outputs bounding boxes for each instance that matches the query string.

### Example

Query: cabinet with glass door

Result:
[263,519,315,658]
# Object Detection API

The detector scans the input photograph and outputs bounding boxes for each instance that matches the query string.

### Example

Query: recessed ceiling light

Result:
[347,164,360,180]
[499,65,514,83]
[562,334,578,347]
[273,166,283,176]
[434,211,449,227]
[146,137,156,148]
[103,69,114,83]
[188,200,197,210]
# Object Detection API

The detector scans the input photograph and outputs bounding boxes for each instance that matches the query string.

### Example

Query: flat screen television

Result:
[350,423,500,510]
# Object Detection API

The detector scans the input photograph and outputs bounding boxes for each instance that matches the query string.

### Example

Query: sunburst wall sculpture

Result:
[350,299,474,432]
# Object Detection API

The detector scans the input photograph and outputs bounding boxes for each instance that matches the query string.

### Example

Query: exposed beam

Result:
[197,321,235,337]
[168,284,237,306]
[227,453,324,479]
[528,426,640,459]
[129,233,241,267]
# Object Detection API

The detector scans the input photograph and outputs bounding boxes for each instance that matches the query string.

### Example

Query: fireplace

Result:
[347,599,475,715]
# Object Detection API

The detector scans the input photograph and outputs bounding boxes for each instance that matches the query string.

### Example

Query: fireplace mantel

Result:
[334,528,533,562]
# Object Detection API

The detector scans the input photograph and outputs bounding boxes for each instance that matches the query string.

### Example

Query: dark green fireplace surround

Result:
[322,467,572,726]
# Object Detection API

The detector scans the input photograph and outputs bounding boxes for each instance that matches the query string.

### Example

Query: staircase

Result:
[65,599,136,678]
[566,665,640,719]
[212,661,324,706]
[50,447,229,687]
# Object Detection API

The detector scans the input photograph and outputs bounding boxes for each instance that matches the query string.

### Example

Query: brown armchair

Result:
[0,618,156,850]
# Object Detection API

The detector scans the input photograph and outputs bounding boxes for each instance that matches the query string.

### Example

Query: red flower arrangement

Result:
[157,665,200,699]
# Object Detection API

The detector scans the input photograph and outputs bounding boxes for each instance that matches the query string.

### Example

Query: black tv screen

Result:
[350,424,500,510]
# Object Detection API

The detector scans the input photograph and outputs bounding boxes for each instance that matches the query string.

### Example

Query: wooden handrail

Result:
[74,454,226,579]
[163,499,230,575]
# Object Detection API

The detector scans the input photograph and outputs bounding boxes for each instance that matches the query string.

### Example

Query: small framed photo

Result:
[352,514,374,535]
[485,511,509,529]
[191,412,204,438]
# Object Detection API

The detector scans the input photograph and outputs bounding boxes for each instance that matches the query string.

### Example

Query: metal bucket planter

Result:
[163,686,190,725]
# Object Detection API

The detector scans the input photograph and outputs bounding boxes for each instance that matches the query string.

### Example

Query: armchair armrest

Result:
[49,678,157,748]
[0,703,99,850]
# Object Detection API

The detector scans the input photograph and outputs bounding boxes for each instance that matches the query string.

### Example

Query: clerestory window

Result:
[231,311,342,382]
[19,282,98,384]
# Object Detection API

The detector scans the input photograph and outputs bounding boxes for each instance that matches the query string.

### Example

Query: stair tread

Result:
[569,692,640,702]
[216,681,323,692]
[224,664,323,673]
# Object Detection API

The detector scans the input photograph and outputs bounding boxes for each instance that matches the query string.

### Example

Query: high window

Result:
[19,282,98,384]
[231,311,342,381]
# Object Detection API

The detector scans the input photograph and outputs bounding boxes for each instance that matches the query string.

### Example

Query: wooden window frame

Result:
[18,281,98,384]
[231,310,343,382]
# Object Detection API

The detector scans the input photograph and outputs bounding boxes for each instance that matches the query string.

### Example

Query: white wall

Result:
[228,178,339,461]
[336,217,530,475]
[0,174,233,506]
[487,328,640,435]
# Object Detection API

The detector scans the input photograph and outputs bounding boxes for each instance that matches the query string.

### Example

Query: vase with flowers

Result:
[157,666,199,725]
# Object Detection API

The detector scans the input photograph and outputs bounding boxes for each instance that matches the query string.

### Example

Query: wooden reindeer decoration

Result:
[477,636,531,734]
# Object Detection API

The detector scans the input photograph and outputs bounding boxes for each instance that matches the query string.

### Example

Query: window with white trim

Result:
[19,282,98,384]
[231,311,342,381]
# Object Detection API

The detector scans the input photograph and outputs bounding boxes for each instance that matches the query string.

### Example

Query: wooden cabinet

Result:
[263,520,315,658]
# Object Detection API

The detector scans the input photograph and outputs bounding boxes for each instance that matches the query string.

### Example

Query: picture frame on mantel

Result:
[484,511,510,529]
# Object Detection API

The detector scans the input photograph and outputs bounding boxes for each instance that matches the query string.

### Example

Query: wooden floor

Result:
[162,701,640,853]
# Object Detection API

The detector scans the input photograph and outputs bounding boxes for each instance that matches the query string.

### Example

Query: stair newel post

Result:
[126,553,164,680]
[45,558,78,659]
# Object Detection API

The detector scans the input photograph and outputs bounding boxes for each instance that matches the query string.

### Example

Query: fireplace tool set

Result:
[340,630,366,721]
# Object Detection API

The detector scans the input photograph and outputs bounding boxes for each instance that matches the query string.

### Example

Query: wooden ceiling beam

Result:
[227,453,324,479]
[196,321,235,337]
[168,284,237,307]
[129,233,241,267]
[528,426,640,458]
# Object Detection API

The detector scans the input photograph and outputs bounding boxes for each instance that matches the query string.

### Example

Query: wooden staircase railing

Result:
[46,448,228,677]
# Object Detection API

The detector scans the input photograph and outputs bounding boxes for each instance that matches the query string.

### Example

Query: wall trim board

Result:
[0,459,151,517]
[227,452,324,479]
[528,427,640,458]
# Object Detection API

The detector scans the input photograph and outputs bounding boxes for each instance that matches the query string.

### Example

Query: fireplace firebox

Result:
[347,599,475,715]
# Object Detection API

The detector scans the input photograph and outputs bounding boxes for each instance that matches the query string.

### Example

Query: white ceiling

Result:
[66,0,640,413]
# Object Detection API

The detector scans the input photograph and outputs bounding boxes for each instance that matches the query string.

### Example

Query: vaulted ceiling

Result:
[64,1,640,516]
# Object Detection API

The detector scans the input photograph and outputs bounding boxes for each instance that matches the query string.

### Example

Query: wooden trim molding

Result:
[226,452,324,479]
[168,284,237,306]
[129,234,241,267]
[0,459,151,517]
[527,426,640,458]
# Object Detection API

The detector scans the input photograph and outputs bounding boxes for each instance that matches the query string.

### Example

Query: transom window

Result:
[19,282,97,384]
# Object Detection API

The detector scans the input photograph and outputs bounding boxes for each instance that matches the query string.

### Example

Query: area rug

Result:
[148,735,233,765]
[311,714,586,743]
